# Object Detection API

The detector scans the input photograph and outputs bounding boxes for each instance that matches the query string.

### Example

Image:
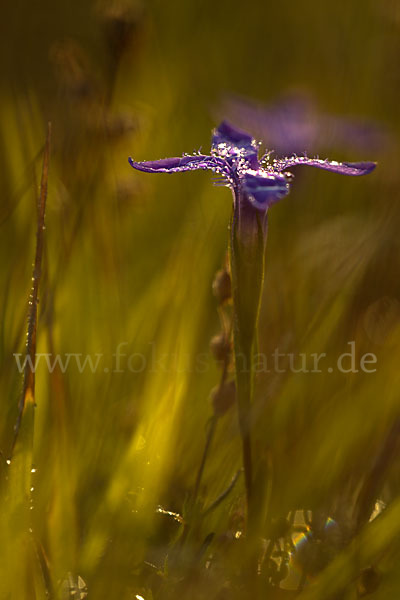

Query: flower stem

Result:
[230,190,267,530]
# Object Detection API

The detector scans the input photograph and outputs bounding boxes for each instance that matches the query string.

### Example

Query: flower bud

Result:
[100,4,143,61]
[212,269,231,304]
[105,111,138,139]
[210,380,236,417]
[210,333,231,363]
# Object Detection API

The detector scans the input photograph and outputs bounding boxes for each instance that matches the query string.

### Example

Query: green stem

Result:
[230,191,267,530]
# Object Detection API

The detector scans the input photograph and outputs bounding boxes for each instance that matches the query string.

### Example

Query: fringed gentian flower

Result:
[129,119,375,212]
[129,121,376,531]
[219,93,389,156]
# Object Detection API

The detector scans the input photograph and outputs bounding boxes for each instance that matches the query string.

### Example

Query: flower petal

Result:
[128,154,225,174]
[276,156,377,176]
[212,120,259,167]
[219,93,318,156]
[220,93,390,156]
[242,171,289,211]
[213,120,254,146]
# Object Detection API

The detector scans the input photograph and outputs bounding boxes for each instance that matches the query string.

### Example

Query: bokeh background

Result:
[1,1,400,598]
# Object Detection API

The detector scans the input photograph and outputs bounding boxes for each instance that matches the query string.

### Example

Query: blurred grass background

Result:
[1,0,400,598]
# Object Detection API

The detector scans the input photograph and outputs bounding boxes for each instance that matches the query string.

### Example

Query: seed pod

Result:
[50,39,96,100]
[212,269,231,304]
[105,111,138,139]
[210,380,236,417]
[100,4,142,61]
[210,333,231,363]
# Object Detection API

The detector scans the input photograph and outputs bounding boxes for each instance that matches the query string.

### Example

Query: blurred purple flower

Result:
[129,120,375,214]
[219,93,389,157]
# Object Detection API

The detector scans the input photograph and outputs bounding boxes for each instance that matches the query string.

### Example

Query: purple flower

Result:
[129,122,376,516]
[129,120,375,214]
[219,93,389,157]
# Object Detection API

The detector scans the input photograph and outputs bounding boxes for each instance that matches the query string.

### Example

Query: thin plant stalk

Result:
[192,415,218,507]
[192,327,231,503]
[179,319,232,556]
[11,122,51,489]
